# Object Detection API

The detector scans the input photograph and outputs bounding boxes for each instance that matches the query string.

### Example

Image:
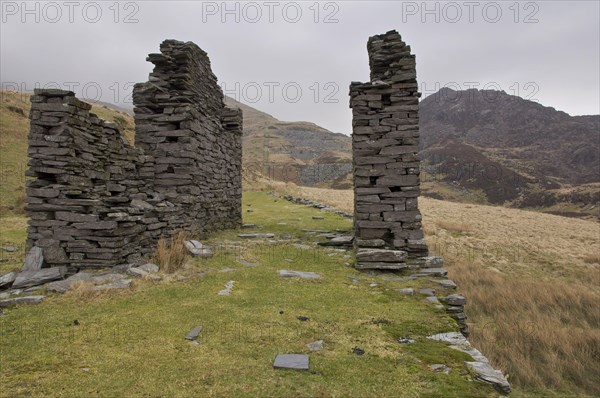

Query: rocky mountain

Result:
[418,88,599,217]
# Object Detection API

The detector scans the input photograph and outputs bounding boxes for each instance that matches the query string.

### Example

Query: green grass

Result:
[0,192,498,397]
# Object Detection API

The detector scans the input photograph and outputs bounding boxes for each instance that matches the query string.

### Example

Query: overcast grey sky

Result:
[1,1,599,134]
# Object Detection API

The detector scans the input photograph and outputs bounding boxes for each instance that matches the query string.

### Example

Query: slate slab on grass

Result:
[273,354,309,370]
[186,325,203,341]
[279,270,321,279]
[22,247,44,272]
[238,233,275,239]
[12,266,67,289]
[0,272,17,289]
[0,295,45,308]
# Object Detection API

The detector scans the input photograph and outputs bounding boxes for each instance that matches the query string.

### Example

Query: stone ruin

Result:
[350,30,468,337]
[350,30,429,269]
[24,40,242,272]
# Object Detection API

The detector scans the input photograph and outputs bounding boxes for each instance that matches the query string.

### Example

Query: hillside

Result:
[419,88,599,216]
[1,89,598,218]
[225,96,352,187]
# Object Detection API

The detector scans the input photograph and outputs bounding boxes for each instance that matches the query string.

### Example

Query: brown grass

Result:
[255,181,600,396]
[449,257,600,395]
[152,231,190,273]
[435,220,474,234]
[582,253,600,264]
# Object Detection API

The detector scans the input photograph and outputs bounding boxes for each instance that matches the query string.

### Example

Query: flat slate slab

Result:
[273,354,309,370]
[186,325,203,341]
[279,270,321,279]
[0,295,45,308]
[12,266,67,289]
[356,248,407,262]
[94,279,132,290]
[355,262,407,270]
[0,272,17,289]
[238,233,274,239]
[22,247,44,272]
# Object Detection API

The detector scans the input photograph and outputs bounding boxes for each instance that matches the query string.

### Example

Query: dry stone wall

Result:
[25,40,242,271]
[350,30,429,270]
[133,40,242,237]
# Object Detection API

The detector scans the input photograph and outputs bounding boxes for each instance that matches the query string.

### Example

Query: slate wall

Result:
[25,40,242,271]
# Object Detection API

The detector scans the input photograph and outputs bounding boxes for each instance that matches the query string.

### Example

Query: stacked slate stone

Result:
[133,40,242,237]
[350,30,428,270]
[26,89,150,270]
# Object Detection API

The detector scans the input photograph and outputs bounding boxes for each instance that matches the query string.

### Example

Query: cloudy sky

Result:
[1,1,598,134]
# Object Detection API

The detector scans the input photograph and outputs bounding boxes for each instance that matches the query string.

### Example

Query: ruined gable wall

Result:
[25,40,242,271]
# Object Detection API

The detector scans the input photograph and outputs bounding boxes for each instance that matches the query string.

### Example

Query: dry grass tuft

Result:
[153,231,190,273]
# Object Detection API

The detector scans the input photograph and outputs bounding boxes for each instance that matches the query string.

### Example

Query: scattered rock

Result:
[427,332,511,393]
[0,246,18,252]
[218,268,236,273]
[352,346,365,356]
[297,316,310,322]
[127,267,161,281]
[184,240,211,257]
[426,296,440,304]
[241,223,256,228]
[397,337,415,344]
[12,266,67,289]
[443,294,467,306]
[466,362,512,394]
[138,263,159,273]
[430,364,451,374]
[396,288,415,295]
[22,247,44,272]
[0,295,45,308]
[218,280,235,296]
[419,288,436,296]
[238,233,274,239]
[185,325,203,341]
[273,354,309,370]
[435,279,457,289]
[94,279,132,291]
[411,268,448,277]
[279,270,321,279]
[0,272,17,289]
[306,340,324,352]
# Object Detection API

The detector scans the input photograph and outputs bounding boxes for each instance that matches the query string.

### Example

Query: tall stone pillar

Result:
[350,30,429,270]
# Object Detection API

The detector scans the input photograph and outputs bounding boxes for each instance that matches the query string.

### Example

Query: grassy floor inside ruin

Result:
[0,192,500,398]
